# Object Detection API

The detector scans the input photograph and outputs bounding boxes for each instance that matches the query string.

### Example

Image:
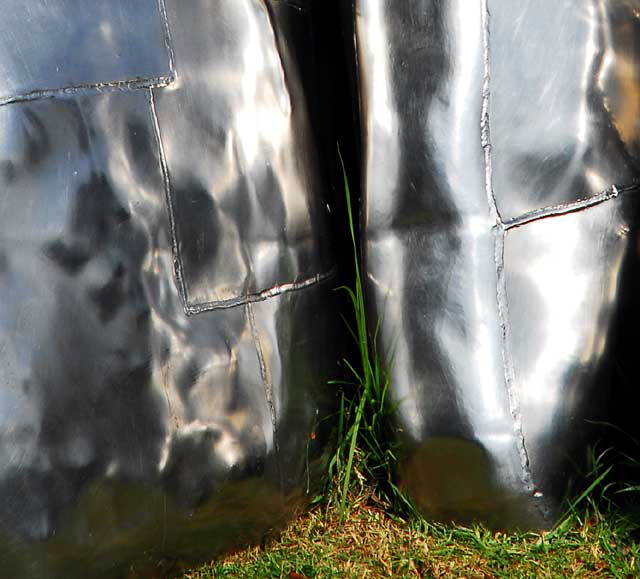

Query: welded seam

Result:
[0,75,174,107]
[0,2,174,108]
[186,267,337,315]
[149,88,190,309]
[246,301,282,481]
[157,0,177,77]
[481,0,534,493]
[504,182,640,230]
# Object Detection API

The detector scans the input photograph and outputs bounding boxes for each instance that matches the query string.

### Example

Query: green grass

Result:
[179,486,640,579]
[175,433,640,578]
[320,150,413,520]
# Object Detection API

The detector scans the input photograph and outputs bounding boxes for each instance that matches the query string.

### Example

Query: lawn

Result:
[178,486,639,579]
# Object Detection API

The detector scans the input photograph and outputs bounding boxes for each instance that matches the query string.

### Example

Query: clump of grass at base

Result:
[321,152,413,519]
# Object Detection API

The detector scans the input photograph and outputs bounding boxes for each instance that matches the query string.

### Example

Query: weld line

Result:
[157,0,177,77]
[185,268,336,316]
[480,0,502,227]
[149,88,190,309]
[482,0,534,493]
[504,183,640,230]
[0,75,174,107]
[246,301,282,484]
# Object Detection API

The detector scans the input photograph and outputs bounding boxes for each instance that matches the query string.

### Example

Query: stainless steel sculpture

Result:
[355,0,640,528]
[0,0,336,576]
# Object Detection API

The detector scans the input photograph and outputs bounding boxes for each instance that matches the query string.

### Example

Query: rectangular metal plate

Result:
[153,0,330,312]
[0,0,172,102]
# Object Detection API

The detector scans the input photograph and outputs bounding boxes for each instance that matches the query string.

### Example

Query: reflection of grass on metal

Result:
[321,150,415,520]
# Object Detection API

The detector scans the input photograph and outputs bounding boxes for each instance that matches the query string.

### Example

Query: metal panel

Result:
[505,195,639,502]
[0,1,336,576]
[0,0,172,103]
[153,0,332,313]
[491,0,640,221]
[355,0,640,528]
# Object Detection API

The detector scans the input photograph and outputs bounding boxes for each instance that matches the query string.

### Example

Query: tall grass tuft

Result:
[322,150,415,520]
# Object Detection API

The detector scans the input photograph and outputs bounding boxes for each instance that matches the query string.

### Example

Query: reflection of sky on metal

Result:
[508,201,631,459]
[576,1,597,148]
[597,0,615,95]
[0,0,171,101]
[364,2,394,135]
[523,219,583,417]
[448,1,482,180]
[361,0,398,227]
[237,1,290,166]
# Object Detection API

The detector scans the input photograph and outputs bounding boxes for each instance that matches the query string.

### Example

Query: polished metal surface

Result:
[153,0,331,312]
[0,0,172,104]
[355,0,640,528]
[0,1,336,577]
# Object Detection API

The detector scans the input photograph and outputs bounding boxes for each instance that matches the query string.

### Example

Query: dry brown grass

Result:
[180,487,638,579]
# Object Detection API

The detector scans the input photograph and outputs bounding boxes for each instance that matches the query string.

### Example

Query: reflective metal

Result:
[0,0,336,576]
[355,0,640,528]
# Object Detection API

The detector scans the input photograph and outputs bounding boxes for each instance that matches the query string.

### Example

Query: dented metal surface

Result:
[0,0,336,576]
[355,0,640,528]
